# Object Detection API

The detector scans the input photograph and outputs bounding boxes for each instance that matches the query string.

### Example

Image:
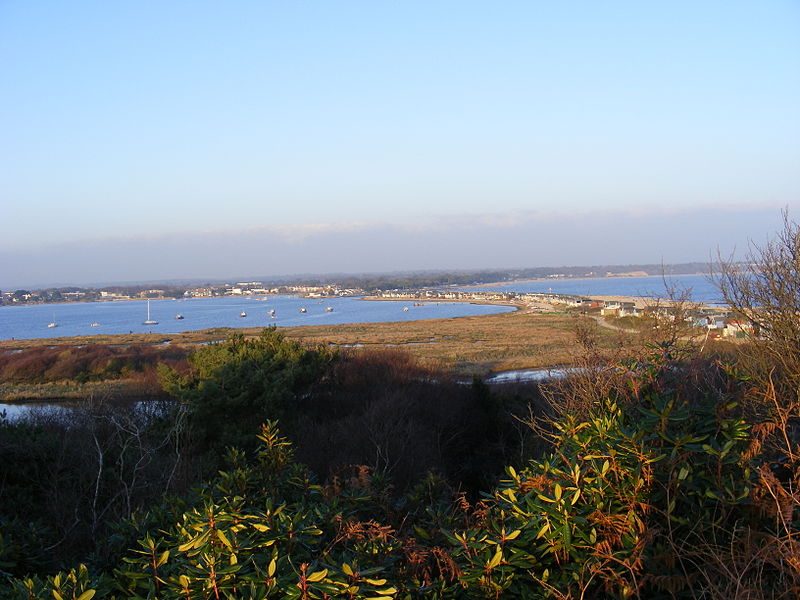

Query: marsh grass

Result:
[1,309,626,376]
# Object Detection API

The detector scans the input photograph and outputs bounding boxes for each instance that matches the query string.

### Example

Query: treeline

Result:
[287,262,714,291]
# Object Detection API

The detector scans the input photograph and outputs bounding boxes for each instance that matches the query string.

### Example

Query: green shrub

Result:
[159,329,336,460]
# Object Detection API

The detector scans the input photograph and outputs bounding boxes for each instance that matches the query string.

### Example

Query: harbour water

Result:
[0,295,515,341]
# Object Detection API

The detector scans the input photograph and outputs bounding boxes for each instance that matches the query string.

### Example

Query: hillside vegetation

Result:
[1,219,799,598]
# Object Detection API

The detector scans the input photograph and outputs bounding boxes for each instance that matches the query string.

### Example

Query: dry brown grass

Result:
[0,307,627,379]
[279,309,626,376]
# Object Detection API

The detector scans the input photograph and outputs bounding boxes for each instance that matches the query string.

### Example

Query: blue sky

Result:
[1,2,798,287]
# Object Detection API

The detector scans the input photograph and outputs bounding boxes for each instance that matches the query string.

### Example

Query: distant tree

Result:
[163,288,186,299]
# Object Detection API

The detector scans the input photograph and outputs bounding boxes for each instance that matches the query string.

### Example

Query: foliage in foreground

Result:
[4,345,798,599]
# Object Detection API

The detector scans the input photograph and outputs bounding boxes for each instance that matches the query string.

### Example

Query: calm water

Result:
[0,296,515,341]
[463,274,723,304]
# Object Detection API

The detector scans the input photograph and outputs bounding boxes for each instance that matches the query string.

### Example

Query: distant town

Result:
[0,261,752,340]
[1,262,713,306]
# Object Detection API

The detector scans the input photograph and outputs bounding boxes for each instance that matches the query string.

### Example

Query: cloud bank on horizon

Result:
[0,206,787,289]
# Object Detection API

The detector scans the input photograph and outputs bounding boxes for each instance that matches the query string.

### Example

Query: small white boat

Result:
[269,309,276,316]
[90,322,100,327]
[143,300,159,325]
[403,306,410,312]
[299,307,307,313]
[48,312,57,327]
[240,312,247,318]
[325,306,334,312]
[175,314,184,320]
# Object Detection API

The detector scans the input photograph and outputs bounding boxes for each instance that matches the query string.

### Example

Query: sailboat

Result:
[47,312,57,328]
[143,300,158,325]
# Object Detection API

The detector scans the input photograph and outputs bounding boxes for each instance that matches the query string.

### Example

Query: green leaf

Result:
[374,586,398,595]
[307,569,328,582]
[487,548,503,569]
[76,592,95,600]
[413,525,431,540]
[536,522,550,539]
[217,529,233,550]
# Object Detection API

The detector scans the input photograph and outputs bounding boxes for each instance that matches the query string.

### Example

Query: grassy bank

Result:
[280,308,623,376]
[0,308,630,402]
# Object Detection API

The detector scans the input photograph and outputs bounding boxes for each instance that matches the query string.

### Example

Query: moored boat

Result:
[143,300,158,325]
